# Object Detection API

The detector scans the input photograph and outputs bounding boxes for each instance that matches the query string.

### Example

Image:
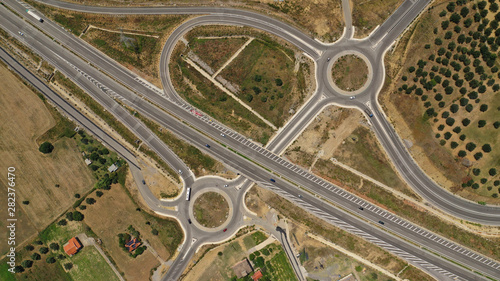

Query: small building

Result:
[232,258,253,279]
[125,237,141,252]
[108,164,118,173]
[64,237,83,256]
[84,159,92,166]
[252,270,263,281]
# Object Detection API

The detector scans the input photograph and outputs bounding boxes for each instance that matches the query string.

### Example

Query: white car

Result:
[220,133,225,137]
[18,31,24,36]
[178,169,182,175]
[224,184,228,187]
[350,96,355,100]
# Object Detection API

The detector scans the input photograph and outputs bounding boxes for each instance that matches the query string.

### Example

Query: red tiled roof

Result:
[125,237,141,252]
[64,237,82,256]
[252,270,263,281]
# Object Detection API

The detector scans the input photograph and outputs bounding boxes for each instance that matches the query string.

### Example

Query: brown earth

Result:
[139,160,181,199]
[81,185,172,281]
[0,64,95,230]
[351,0,406,38]
[193,192,229,228]
[331,55,369,91]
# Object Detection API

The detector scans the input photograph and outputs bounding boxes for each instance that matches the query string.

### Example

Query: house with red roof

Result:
[63,237,82,256]
[252,270,263,281]
[125,237,141,252]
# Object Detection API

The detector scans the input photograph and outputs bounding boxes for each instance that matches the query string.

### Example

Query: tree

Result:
[252,86,261,95]
[435,38,443,45]
[245,94,253,102]
[490,3,499,12]
[275,78,283,86]
[460,6,469,17]
[96,191,103,197]
[446,117,455,126]
[453,126,462,134]
[39,141,54,154]
[494,121,500,129]
[465,104,473,112]
[458,150,467,157]
[459,134,466,141]
[46,257,56,264]
[446,2,456,12]
[478,1,487,10]
[474,152,483,160]
[450,104,459,113]
[462,118,471,126]
[64,263,73,270]
[473,168,481,176]
[72,211,84,221]
[50,243,60,251]
[13,265,24,273]
[482,144,492,152]
[85,198,96,205]
[466,142,477,151]
[31,253,41,260]
[451,141,459,149]
[25,245,34,251]
[39,247,49,254]
[480,104,488,112]
[468,91,478,99]
[444,132,452,140]
[478,120,486,127]
[21,260,33,268]
[460,97,469,106]
[490,168,498,176]
[408,66,415,73]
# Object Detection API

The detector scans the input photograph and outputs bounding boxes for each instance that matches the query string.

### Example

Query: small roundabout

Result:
[327,51,373,96]
[189,187,234,232]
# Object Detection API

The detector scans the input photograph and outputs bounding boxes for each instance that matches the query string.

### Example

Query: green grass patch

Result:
[67,247,119,281]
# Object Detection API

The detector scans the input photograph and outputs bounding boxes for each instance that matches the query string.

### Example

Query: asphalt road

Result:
[1,0,499,280]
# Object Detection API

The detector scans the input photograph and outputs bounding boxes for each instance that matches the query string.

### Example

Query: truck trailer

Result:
[26,10,44,23]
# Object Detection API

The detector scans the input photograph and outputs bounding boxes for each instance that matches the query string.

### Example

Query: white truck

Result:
[26,10,44,23]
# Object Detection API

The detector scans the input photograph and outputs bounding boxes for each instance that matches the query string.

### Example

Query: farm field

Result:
[0,64,95,234]
[382,0,500,203]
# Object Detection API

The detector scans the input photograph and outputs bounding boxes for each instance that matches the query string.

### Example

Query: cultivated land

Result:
[244,185,432,280]
[172,25,315,144]
[81,184,182,281]
[351,0,406,38]
[332,55,369,91]
[49,0,344,42]
[193,192,230,228]
[382,0,500,203]
[0,64,95,230]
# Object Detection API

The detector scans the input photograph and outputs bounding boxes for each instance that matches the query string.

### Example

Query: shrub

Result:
[494,121,500,129]
[458,150,467,157]
[444,132,452,140]
[440,139,446,146]
[474,152,483,160]
[478,120,486,127]
[445,117,455,126]
[493,194,499,198]
[152,229,159,235]
[490,168,498,176]
[21,260,33,269]
[466,142,476,151]
[39,142,54,154]
[22,200,29,205]
[479,104,488,112]
[275,78,283,86]
[465,104,473,112]
[450,104,459,113]
[86,198,96,205]
[252,86,261,95]
[72,211,84,221]
[435,38,443,45]
[46,257,56,264]
[453,126,461,134]
[50,243,60,251]
[482,144,491,152]
[25,245,34,251]
[96,191,103,197]
[459,134,466,141]
[31,253,41,260]
[473,168,481,176]
[39,247,49,254]
[472,183,480,189]
[438,124,445,131]
[459,98,468,106]
[64,263,73,270]
[450,141,459,149]
[481,178,488,184]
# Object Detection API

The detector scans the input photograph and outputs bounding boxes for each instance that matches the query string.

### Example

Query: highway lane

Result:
[3,1,500,278]
[22,0,500,225]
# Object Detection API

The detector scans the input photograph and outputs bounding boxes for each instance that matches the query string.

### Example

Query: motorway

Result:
[0,0,499,280]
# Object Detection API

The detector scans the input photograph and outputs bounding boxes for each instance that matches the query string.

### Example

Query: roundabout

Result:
[326,50,373,96]
[188,187,234,232]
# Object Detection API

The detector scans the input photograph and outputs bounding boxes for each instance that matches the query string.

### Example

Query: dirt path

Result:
[212,37,254,78]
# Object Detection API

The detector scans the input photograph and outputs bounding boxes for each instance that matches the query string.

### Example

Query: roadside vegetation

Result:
[189,37,247,71]
[382,0,500,203]
[351,0,406,38]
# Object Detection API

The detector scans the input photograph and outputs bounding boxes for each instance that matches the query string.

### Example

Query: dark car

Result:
[270,178,276,182]
[358,207,364,210]
[205,144,210,148]
[378,220,385,225]
[188,219,192,224]
[223,228,227,232]
[142,180,146,185]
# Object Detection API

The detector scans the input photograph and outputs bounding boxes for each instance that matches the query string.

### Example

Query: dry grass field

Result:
[331,55,369,91]
[81,185,177,281]
[351,0,406,38]
[0,65,95,230]
[193,192,229,228]
[190,37,247,71]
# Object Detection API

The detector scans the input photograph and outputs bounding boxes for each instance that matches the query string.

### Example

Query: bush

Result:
[494,121,500,129]
[462,118,470,126]
[444,132,452,140]
[458,150,467,157]
[465,104,473,112]
[459,134,466,141]
[39,247,49,254]
[450,104,459,113]
[96,191,103,197]
[473,168,481,176]
[482,144,491,152]
[64,263,73,270]
[152,229,159,235]
[72,211,84,221]
[50,243,60,251]
[14,265,25,273]
[445,117,455,126]
[25,245,34,251]
[31,253,41,260]
[22,200,29,205]
[453,126,461,134]
[217,251,223,256]
[466,142,476,151]
[478,120,486,127]
[275,78,283,86]
[490,168,498,176]
[472,183,480,189]
[252,86,261,95]
[479,104,488,112]
[21,260,33,269]
[474,152,483,160]
[46,257,56,264]
[39,142,54,154]
[86,198,96,205]
[450,141,459,149]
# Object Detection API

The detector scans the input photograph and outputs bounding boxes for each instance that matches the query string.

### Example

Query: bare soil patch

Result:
[352,0,405,38]
[332,55,369,92]
[0,64,95,229]
[139,160,180,199]
[193,192,229,228]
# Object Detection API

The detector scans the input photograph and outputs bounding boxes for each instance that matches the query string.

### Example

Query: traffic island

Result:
[193,191,230,229]
[331,54,369,92]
